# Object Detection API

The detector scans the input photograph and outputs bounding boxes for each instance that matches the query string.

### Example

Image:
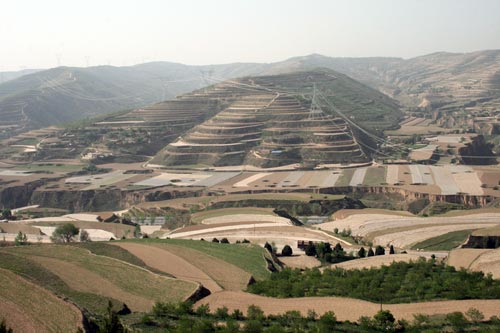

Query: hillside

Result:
[154,70,400,168]
[3,49,498,142]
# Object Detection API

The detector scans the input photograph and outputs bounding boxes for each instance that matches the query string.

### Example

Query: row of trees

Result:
[248,258,500,302]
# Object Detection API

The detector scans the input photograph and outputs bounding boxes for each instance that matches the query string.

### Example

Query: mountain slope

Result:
[152,69,399,168]
[3,49,499,140]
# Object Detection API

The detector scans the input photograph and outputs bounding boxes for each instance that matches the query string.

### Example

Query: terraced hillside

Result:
[155,70,387,168]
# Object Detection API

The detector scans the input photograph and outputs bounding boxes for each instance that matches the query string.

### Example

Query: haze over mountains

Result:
[1,49,500,139]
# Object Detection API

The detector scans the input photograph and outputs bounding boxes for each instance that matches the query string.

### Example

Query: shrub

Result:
[220,238,230,244]
[375,245,385,256]
[281,245,293,256]
[211,238,220,243]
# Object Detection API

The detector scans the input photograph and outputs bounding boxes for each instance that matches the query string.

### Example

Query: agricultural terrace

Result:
[448,248,500,279]
[318,212,500,249]
[0,268,83,333]
[0,245,197,312]
[121,239,273,281]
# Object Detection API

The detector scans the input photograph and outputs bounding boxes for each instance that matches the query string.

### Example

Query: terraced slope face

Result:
[36,88,235,159]
[156,71,372,168]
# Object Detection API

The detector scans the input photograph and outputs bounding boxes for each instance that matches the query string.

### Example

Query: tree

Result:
[220,237,230,244]
[14,231,28,245]
[0,319,13,333]
[305,243,317,256]
[375,245,385,256]
[51,223,79,243]
[465,307,484,323]
[212,238,220,243]
[389,245,395,254]
[79,229,90,242]
[318,311,337,332]
[100,301,128,333]
[264,242,273,254]
[1,209,12,220]
[247,305,265,321]
[445,312,468,333]
[133,225,141,238]
[358,247,366,258]
[281,245,293,256]
[367,247,375,257]
[373,310,395,331]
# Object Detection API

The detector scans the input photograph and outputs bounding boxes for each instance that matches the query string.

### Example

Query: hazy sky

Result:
[1,0,500,71]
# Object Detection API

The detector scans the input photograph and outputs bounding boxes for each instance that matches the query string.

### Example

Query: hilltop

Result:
[3,49,500,140]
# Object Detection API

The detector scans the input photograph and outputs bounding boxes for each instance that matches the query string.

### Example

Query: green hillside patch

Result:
[249,259,500,303]
[363,167,387,186]
[124,239,271,280]
[411,230,474,251]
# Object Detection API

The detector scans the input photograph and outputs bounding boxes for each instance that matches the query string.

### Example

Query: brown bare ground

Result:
[0,268,83,333]
[279,255,321,269]
[114,242,222,293]
[196,291,500,321]
[31,220,135,238]
[447,248,492,270]
[332,209,414,220]
[0,223,42,234]
[152,243,252,291]
[29,255,155,312]
[469,248,500,279]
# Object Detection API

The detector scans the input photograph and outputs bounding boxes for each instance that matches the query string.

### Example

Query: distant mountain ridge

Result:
[2,49,499,139]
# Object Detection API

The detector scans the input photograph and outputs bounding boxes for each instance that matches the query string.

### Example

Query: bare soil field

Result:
[30,220,135,238]
[329,254,425,270]
[332,209,414,220]
[0,268,83,333]
[114,242,220,293]
[468,248,500,279]
[151,243,252,291]
[196,291,500,322]
[191,207,275,223]
[279,255,321,269]
[447,248,492,269]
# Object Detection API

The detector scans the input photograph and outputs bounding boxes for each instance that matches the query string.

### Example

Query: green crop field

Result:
[411,229,474,251]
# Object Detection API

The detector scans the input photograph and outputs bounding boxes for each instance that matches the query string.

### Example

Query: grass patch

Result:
[363,167,387,186]
[123,238,271,280]
[191,207,274,223]
[335,169,355,187]
[411,229,474,251]
[13,163,84,172]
